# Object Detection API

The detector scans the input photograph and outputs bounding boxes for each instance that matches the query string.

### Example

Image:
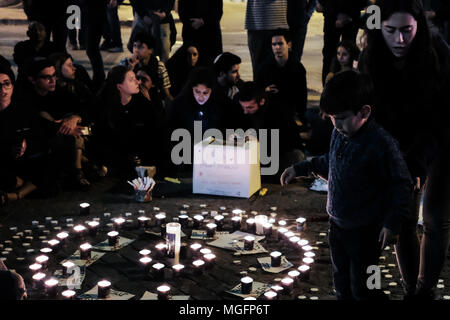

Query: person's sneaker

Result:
[108,46,124,53]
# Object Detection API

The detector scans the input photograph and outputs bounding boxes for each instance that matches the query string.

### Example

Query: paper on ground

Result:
[232,240,268,255]
[92,237,135,252]
[257,256,293,273]
[207,231,265,251]
[140,291,190,300]
[78,285,135,300]
[191,230,229,240]
[145,230,187,238]
[53,267,86,287]
[60,250,106,267]
[226,281,270,298]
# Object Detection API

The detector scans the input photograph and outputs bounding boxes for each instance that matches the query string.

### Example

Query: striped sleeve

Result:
[245,0,289,30]
[158,61,171,89]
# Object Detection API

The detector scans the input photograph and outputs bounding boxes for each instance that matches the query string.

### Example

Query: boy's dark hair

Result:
[24,56,55,78]
[0,61,15,85]
[237,81,266,103]
[320,70,374,115]
[271,29,291,44]
[133,32,155,50]
[184,66,215,91]
[213,52,241,76]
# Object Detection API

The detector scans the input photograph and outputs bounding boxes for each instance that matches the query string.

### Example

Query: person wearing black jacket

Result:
[422,0,450,43]
[178,0,223,64]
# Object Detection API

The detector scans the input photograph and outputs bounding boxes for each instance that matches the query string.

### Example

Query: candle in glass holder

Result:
[87,221,100,236]
[155,243,167,258]
[178,215,189,228]
[62,261,76,276]
[244,236,255,251]
[296,217,306,232]
[139,249,151,256]
[190,243,202,259]
[214,215,224,230]
[231,216,241,232]
[79,243,92,260]
[281,277,294,295]
[277,227,288,241]
[97,280,111,299]
[203,253,216,269]
[206,223,217,238]
[288,270,301,287]
[79,203,90,216]
[270,251,282,267]
[192,259,205,275]
[172,264,185,277]
[240,276,253,294]
[113,217,125,230]
[155,213,166,227]
[139,256,152,273]
[29,263,42,273]
[264,290,278,300]
[35,255,49,268]
[193,215,204,229]
[73,225,87,238]
[157,285,171,300]
[263,223,273,238]
[138,216,151,228]
[166,223,181,263]
[61,289,76,300]
[255,215,268,235]
[45,278,59,297]
[152,263,165,279]
[298,265,311,281]
[246,218,256,234]
[32,272,46,289]
[107,231,119,247]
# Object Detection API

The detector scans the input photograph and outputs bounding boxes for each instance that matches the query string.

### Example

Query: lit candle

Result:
[192,259,205,275]
[284,231,295,240]
[45,278,59,297]
[232,209,243,217]
[277,227,288,241]
[271,285,284,295]
[73,225,87,238]
[297,239,309,249]
[113,217,125,230]
[79,243,92,260]
[29,263,42,272]
[263,223,273,238]
[57,232,69,244]
[79,203,90,216]
[298,265,311,281]
[246,218,256,234]
[48,239,60,251]
[155,213,166,227]
[240,276,253,294]
[40,247,53,254]
[289,236,301,247]
[190,243,202,259]
[206,223,217,238]
[244,297,256,300]
[178,215,189,228]
[270,251,282,267]
[203,253,216,269]
[62,261,75,276]
[155,243,167,258]
[87,221,100,236]
[278,220,287,227]
[214,215,224,230]
[107,231,119,247]
[302,257,314,266]
[35,255,49,268]
[264,290,278,300]
[172,264,185,277]
[296,217,306,231]
[255,215,268,235]
[157,285,171,300]
[244,236,255,251]
[281,277,294,295]
[138,216,150,228]
[32,272,46,289]
[152,263,165,279]
[304,251,316,259]
[193,215,204,229]
[139,249,151,256]
[61,289,76,300]
[139,256,153,273]
[288,270,301,287]
[97,280,111,299]
[231,216,241,232]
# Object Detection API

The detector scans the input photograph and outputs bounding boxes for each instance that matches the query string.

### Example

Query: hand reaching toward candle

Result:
[280,166,298,186]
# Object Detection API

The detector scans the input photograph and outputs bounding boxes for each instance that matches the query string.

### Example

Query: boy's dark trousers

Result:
[328,221,384,300]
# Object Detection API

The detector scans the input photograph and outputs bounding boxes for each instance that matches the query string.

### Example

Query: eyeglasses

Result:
[0,81,12,90]
[37,74,56,81]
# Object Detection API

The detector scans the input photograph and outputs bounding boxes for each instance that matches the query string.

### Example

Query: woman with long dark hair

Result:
[359,0,450,300]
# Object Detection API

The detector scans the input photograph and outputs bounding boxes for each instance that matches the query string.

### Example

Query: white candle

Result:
[97,280,111,299]
[157,285,171,300]
[304,251,316,258]
[172,264,185,276]
[264,290,278,300]
[200,248,212,255]
[36,255,49,265]
[45,278,59,296]
[192,259,205,274]
[278,220,287,227]
[79,203,90,216]
[29,263,42,272]
[270,251,282,267]
[139,249,151,256]
[244,236,255,250]
[303,257,314,265]
[61,289,76,299]
[281,277,294,295]
[241,276,253,294]
[254,215,268,235]
[40,247,53,254]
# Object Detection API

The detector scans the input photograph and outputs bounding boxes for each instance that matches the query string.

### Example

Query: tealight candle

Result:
[45,278,59,297]
[79,203,90,216]
[281,277,294,295]
[152,263,165,279]
[264,290,278,300]
[231,216,241,232]
[244,236,255,251]
[40,247,53,254]
[302,257,314,266]
[297,239,309,249]
[29,263,42,272]
[200,248,212,255]
[139,249,151,256]
[138,216,151,228]
[79,243,92,260]
[155,213,166,227]
[192,259,205,275]
[206,223,217,238]
[172,264,185,277]
[289,236,300,247]
[304,251,316,259]
[190,243,202,259]
[296,217,306,231]
[271,285,284,294]
[210,211,218,217]
[87,221,100,236]
[278,220,287,227]
[277,227,288,241]
[203,253,216,269]
[298,265,311,281]
[32,272,46,289]
[48,239,60,251]
[244,297,256,300]
[288,270,301,287]
[246,218,256,234]
[263,223,272,238]
[255,215,268,235]
[240,276,253,294]
[36,255,49,268]
[157,285,171,300]
[62,261,76,276]
[214,215,224,230]
[270,251,282,267]
[107,231,119,247]
[155,243,167,258]
[178,215,189,228]
[284,231,295,240]
[57,232,69,244]
[61,289,76,300]
[139,256,153,273]
[232,209,243,216]
[193,215,204,229]
[113,217,125,230]
[73,225,87,238]
[97,280,111,299]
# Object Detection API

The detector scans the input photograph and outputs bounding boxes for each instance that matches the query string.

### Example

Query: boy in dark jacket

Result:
[281,71,413,300]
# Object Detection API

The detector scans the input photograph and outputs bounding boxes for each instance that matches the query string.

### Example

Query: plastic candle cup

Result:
[45,278,59,297]
[277,228,288,241]
[172,264,185,277]
[296,217,306,232]
[138,216,150,228]
[244,236,255,251]
[270,251,282,267]
[107,231,119,247]
[79,243,92,260]
[264,290,278,300]
[192,259,205,275]
[214,215,224,230]
[155,213,166,227]
[263,223,273,238]
[62,261,76,276]
[255,215,268,235]
[288,270,301,287]
[298,265,311,281]
[155,243,167,258]
[32,272,46,289]
[206,223,217,238]
[281,277,294,295]
[87,221,100,236]
[61,289,76,300]
[73,225,87,239]
[79,203,90,216]
[240,276,253,294]
[97,280,111,299]
[246,218,256,234]
[193,215,204,229]
[152,263,165,279]
[231,216,241,232]
[157,285,171,300]
[203,253,216,269]
[139,256,153,273]
[113,217,125,231]
[190,243,202,259]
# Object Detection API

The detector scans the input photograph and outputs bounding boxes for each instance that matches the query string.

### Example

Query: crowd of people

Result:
[0,0,449,301]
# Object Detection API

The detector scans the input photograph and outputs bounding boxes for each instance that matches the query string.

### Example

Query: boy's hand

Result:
[280,166,297,187]
[379,227,398,249]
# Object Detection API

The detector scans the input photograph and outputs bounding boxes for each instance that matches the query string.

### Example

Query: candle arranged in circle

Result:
[296,217,306,231]
[73,225,87,238]
[284,231,295,240]
[178,215,189,228]
[231,216,241,232]
[263,223,273,238]
[45,278,59,297]
[79,203,90,216]
[113,217,125,230]
[57,232,69,244]
[302,257,314,266]
[40,247,53,254]
[97,280,111,299]
[206,223,217,238]
[155,213,166,227]
[277,227,288,241]
[203,253,216,269]
[214,215,224,230]
[255,215,268,235]
[172,264,185,277]
[244,236,255,251]
[270,251,282,267]
[193,215,204,229]
[240,276,253,294]
[157,285,171,300]
[152,263,165,279]
[271,285,284,294]
[32,272,46,289]
[192,259,205,275]
[61,289,76,300]
[87,221,99,236]
[289,236,301,247]
[107,231,119,247]
[297,239,309,249]
[35,255,49,268]
[138,216,150,228]
[62,261,75,276]
[79,243,92,260]
[278,220,287,227]
[246,218,256,234]
[155,243,167,258]
[139,249,151,256]
[298,264,311,281]
[232,209,243,216]
[264,290,278,300]
[281,277,294,295]
[29,263,42,272]
[304,251,316,259]
[288,270,301,287]
[48,239,60,251]
[190,243,202,259]
[139,256,153,273]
